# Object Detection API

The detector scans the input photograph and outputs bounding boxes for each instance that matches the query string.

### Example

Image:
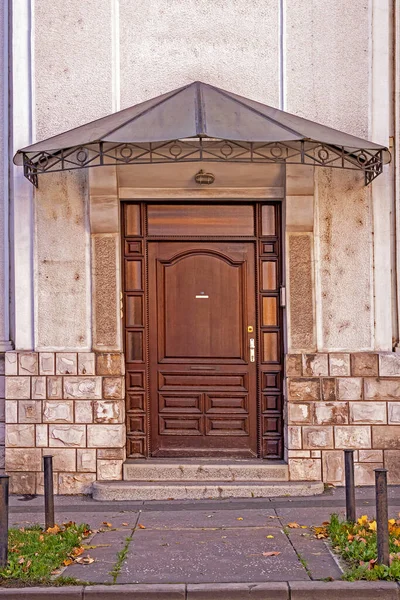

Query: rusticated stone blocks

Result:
[286,351,400,485]
[4,350,126,494]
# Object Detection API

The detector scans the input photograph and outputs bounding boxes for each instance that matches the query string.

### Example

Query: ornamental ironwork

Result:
[21,137,384,187]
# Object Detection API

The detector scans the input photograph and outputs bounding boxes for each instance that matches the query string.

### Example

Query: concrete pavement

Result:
[1,487,399,596]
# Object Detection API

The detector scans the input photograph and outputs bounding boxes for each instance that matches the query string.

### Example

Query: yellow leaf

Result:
[63,558,73,566]
[369,521,377,531]
[300,526,308,529]
[75,555,95,565]
[357,515,369,526]
[46,524,61,535]
[389,519,396,525]
[266,535,274,539]
[71,547,84,557]
[103,522,112,528]
[237,518,243,521]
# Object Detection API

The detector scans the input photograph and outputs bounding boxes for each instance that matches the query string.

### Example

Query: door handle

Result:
[249,338,255,362]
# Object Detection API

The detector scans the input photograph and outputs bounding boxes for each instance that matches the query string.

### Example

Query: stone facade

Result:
[4,351,125,494]
[287,352,400,485]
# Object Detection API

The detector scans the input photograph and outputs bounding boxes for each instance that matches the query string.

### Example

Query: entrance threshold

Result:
[92,459,323,501]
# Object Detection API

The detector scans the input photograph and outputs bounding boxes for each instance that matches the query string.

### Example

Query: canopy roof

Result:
[14,81,389,186]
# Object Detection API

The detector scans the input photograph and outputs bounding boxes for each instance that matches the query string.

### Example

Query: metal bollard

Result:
[0,475,9,568]
[375,468,389,566]
[344,450,356,523]
[43,455,55,530]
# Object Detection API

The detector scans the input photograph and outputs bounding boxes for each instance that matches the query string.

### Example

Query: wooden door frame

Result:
[122,199,285,460]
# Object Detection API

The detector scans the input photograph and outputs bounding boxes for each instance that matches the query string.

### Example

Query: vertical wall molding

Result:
[0,0,12,351]
[279,0,285,110]
[9,0,35,350]
[371,0,393,350]
[111,0,120,113]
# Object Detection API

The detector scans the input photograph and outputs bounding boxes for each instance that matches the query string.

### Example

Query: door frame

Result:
[122,199,285,460]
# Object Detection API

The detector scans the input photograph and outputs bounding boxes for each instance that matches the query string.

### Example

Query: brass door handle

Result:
[249,338,255,362]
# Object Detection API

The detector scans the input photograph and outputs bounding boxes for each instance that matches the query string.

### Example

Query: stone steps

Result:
[92,480,324,501]
[123,460,289,482]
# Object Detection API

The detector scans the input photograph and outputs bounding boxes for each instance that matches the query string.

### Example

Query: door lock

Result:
[249,338,255,362]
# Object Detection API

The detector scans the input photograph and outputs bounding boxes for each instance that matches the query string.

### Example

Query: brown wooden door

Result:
[148,241,257,457]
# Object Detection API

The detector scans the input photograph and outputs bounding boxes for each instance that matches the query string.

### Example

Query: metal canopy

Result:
[14,81,389,186]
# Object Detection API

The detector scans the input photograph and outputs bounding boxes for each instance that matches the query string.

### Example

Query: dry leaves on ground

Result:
[262,551,281,557]
[75,555,95,565]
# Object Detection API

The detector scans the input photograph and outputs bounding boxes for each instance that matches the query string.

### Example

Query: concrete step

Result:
[123,460,289,482]
[92,480,324,501]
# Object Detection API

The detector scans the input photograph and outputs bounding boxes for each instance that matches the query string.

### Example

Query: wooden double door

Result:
[123,202,283,459]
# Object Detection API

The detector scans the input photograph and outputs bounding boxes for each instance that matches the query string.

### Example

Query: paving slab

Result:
[137,508,279,530]
[9,510,140,531]
[275,507,346,526]
[84,583,186,599]
[283,528,342,580]
[62,529,132,584]
[119,526,309,583]
[0,589,84,599]
[186,582,289,600]
[289,580,400,600]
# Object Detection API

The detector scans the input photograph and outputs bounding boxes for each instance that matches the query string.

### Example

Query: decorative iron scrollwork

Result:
[21,137,384,187]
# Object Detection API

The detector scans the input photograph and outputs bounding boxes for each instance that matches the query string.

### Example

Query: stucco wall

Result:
[33,0,116,350]
[35,172,90,350]
[119,0,280,107]
[284,0,376,352]
[0,0,6,468]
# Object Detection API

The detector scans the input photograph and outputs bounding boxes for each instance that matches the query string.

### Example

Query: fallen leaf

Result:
[75,555,95,565]
[300,526,308,529]
[237,517,243,521]
[18,557,25,564]
[287,522,301,528]
[71,547,84,557]
[268,516,279,519]
[122,523,129,526]
[63,558,73,566]
[266,535,274,539]
[26,560,31,569]
[138,523,146,529]
[262,551,281,557]
[47,524,61,535]
[103,522,112,528]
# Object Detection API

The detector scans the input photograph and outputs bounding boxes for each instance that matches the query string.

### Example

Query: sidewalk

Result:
[6,486,400,587]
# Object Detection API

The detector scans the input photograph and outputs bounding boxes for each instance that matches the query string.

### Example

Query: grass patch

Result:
[0,522,91,586]
[323,513,400,581]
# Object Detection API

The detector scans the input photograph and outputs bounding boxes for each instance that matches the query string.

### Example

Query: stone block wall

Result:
[4,351,125,494]
[0,353,4,470]
[287,352,400,485]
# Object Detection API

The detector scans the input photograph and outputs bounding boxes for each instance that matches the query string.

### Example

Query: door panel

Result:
[148,241,257,457]
[123,201,284,460]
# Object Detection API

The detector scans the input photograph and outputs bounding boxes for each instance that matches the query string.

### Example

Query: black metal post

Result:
[0,475,9,568]
[344,450,356,523]
[375,468,389,566]
[43,455,55,530]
